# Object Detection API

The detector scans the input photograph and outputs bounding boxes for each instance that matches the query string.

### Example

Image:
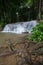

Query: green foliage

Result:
[29,22,43,42]
[41,15,43,19]
[0,18,7,30]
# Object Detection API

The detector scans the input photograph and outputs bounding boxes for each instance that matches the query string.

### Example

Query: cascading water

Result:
[2,20,37,34]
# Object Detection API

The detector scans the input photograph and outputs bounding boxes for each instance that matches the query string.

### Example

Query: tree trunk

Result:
[38,0,41,20]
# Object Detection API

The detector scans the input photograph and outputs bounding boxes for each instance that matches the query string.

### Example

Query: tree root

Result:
[0,39,43,65]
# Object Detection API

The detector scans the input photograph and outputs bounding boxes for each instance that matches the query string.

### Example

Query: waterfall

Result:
[2,20,37,34]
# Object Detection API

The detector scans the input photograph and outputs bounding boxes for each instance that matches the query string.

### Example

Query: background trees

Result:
[0,0,43,25]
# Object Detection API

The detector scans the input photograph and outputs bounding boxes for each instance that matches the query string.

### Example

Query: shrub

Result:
[29,21,43,42]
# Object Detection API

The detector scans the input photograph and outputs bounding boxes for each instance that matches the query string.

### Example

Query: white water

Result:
[2,20,37,34]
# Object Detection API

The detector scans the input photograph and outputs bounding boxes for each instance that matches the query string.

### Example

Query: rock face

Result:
[0,33,43,65]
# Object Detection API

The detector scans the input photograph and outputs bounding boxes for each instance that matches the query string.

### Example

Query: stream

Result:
[2,20,37,34]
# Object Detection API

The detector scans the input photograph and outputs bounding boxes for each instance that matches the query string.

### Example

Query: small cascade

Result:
[2,20,37,34]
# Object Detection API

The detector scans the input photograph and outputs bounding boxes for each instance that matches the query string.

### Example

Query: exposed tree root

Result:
[0,39,43,65]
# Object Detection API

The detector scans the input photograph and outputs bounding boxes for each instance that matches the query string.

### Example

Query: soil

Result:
[0,33,43,65]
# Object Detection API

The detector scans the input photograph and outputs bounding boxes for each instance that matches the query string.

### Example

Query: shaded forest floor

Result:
[0,33,43,65]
